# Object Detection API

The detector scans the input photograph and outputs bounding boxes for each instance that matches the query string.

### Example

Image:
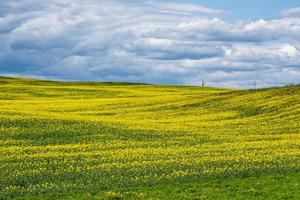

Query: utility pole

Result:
[253,81,256,90]
[202,80,205,87]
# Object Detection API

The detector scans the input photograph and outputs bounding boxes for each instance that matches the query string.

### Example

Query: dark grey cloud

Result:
[0,0,299,88]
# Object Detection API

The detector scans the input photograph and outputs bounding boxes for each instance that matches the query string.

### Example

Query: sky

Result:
[0,0,300,88]
[174,0,300,20]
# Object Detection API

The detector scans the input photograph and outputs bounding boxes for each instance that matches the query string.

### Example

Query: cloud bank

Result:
[0,0,300,88]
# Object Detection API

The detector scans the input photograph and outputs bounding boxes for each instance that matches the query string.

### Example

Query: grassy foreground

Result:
[0,77,299,199]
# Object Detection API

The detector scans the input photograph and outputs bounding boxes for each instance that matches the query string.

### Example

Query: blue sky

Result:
[176,0,300,19]
[0,0,300,88]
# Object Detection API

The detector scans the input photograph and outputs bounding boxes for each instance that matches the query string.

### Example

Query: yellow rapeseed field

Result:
[0,77,299,199]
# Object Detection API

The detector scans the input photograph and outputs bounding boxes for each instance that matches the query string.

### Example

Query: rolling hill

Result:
[0,77,299,199]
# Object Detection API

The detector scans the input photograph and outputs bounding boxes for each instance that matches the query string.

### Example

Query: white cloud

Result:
[281,7,300,17]
[0,0,299,88]
[158,2,224,15]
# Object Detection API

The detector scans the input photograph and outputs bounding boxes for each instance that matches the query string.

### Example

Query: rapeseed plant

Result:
[0,77,299,198]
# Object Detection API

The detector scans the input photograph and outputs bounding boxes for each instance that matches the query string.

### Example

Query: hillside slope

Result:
[0,77,299,199]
